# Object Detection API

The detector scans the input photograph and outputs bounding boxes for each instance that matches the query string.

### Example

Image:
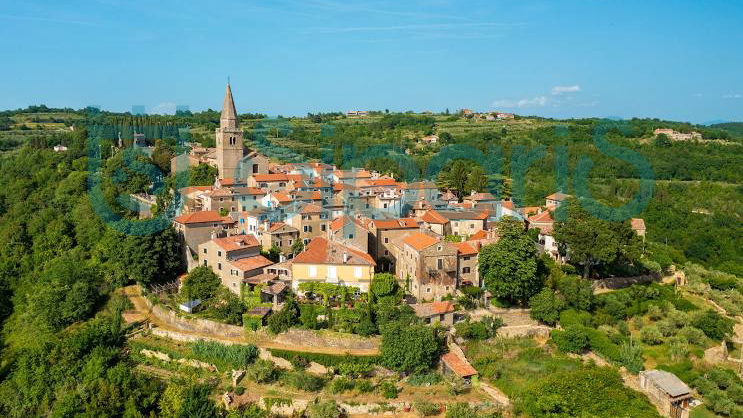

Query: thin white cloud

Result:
[301,22,523,34]
[492,96,548,108]
[723,93,742,99]
[551,85,581,95]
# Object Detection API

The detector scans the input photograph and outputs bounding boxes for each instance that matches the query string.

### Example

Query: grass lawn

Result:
[691,406,719,418]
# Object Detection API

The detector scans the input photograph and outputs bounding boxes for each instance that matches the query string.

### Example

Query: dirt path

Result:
[123,285,380,356]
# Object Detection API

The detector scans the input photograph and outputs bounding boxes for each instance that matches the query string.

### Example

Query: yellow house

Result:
[290,237,375,292]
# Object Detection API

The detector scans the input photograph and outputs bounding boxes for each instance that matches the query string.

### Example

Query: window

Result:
[252,164,259,174]
[203,260,207,266]
[437,258,443,269]
[240,219,245,224]
[203,248,207,254]
[463,256,471,261]
[217,262,222,270]
[328,266,337,279]
[446,286,450,291]
[470,223,475,229]
[383,203,388,208]
[217,251,222,257]
[348,234,354,239]
[279,182,286,187]
[304,226,311,232]
[426,287,432,293]
[384,237,389,244]
[463,267,471,274]
[309,266,317,277]
[288,239,293,245]
[304,239,309,245]
[437,245,442,251]
[321,224,326,232]
[354,267,362,278]
[384,250,389,256]
[440,314,445,322]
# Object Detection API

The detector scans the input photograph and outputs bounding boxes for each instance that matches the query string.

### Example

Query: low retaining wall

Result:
[593,274,661,292]
[497,324,552,339]
[141,295,244,338]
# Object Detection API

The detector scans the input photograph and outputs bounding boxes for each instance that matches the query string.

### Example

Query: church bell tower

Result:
[216,82,244,180]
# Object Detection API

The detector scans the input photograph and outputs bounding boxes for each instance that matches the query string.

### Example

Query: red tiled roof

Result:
[456,242,478,256]
[293,237,375,266]
[212,234,260,251]
[329,216,365,232]
[403,232,441,251]
[441,352,478,377]
[372,218,418,229]
[272,192,292,203]
[268,222,287,232]
[301,203,322,214]
[231,255,274,271]
[468,230,488,241]
[219,178,237,185]
[246,187,266,195]
[411,301,456,316]
[174,210,224,224]
[253,173,289,182]
[546,192,571,201]
[421,210,449,224]
[528,210,553,224]
[631,218,646,231]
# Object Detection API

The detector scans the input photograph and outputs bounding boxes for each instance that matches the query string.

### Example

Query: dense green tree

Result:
[181,266,221,301]
[480,218,542,304]
[464,165,489,193]
[448,160,469,199]
[529,288,566,325]
[380,322,440,373]
[553,200,642,278]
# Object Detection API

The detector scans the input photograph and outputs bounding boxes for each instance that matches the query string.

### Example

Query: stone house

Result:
[392,232,458,301]
[290,237,375,292]
[174,210,234,267]
[545,192,571,208]
[259,222,300,255]
[421,210,487,237]
[328,216,369,253]
[456,241,479,286]
[632,218,647,238]
[410,301,456,326]
[367,218,420,272]
[639,370,692,418]
[248,173,290,193]
[196,234,274,294]
[286,203,329,245]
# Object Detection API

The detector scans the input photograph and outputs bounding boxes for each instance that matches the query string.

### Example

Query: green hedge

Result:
[268,349,380,367]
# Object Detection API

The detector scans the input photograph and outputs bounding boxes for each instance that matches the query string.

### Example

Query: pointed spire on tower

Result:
[220,82,238,129]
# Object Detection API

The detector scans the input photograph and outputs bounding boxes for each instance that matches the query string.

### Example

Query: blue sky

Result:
[1,0,742,123]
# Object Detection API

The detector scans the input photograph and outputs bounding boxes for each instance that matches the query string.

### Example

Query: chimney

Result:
[343,251,349,263]
[210,230,216,240]
[263,219,269,231]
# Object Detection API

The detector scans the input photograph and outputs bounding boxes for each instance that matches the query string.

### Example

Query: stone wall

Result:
[497,324,552,339]
[142,296,244,338]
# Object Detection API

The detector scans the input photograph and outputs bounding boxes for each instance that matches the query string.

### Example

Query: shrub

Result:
[551,327,590,353]
[446,403,477,418]
[692,310,734,341]
[407,371,443,386]
[656,319,678,337]
[327,378,355,394]
[282,371,325,392]
[455,317,502,340]
[337,362,373,378]
[413,398,440,416]
[305,400,342,418]
[246,359,279,383]
[640,325,663,345]
[679,326,706,345]
[647,305,664,321]
[267,299,300,334]
[379,381,399,399]
[355,379,375,393]
[529,289,566,325]
[380,322,441,373]
[669,337,689,361]
[559,309,593,328]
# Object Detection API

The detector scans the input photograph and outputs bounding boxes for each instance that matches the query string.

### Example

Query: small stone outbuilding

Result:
[639,370,692,418]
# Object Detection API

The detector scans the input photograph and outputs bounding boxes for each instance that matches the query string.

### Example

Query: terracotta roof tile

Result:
[300,203,323,214]
[411,301,456,316]
[372,218,418,229]
[212,234,260,251]
[403,232,441,251]
[441,352,478,377]
[631,218,646,231]
[293,237,374,266]
[528,210,553,224]
[468,230,488,241]
[174,210,225,224]
[421,210,449,224]
[231,255,274,271]
[456,242,478,256]
[253,173,289,182]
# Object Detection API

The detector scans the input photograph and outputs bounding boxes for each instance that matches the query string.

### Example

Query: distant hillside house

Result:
[654,128,702,141]
[53,144,68,152]
[496,112,515,120]
[346,110,368,117]
[421,135,438,144]
[639,370,692,418]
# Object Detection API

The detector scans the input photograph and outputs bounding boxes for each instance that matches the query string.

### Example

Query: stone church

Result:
[215,83,269,180]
